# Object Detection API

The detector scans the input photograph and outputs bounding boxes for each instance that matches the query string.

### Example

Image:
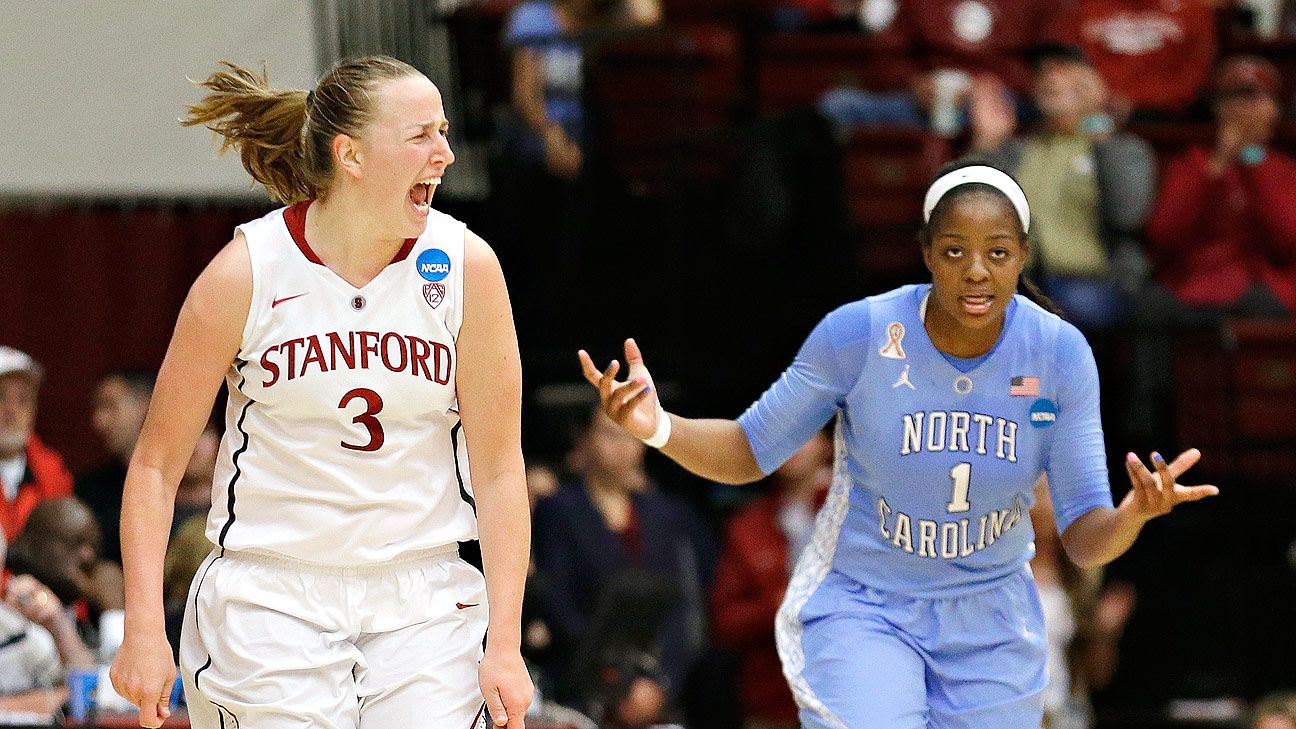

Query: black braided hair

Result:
[1017,274,1065,318]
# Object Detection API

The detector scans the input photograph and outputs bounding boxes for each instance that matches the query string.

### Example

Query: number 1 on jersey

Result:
[947,462,971,513]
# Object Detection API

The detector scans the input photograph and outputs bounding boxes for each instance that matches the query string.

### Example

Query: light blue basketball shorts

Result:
[791,567,1048,729]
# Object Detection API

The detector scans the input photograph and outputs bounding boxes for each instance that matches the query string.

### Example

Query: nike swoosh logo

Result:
[272,292,309,308]
[455,602,479,610]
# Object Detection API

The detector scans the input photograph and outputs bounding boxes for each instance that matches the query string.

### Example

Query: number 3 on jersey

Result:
[947,462,971,513]
[339,388,385,451]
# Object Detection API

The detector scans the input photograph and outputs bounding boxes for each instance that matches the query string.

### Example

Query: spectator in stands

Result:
[161,513,207,659]
[514,460,605,729]
[504,0,660,179]
[75,368,155,564]
[710,430,831,729]
[7,498,124,633]
[1130,55,1296,442]
[769,0,872,32]
[1252,691,1296,729]
[591,649,680,729]
[522,461,560,672]
[1144,55,1296,320]
[1030,480,1136,729]
[0,347,73,542]
[0,530,94,697]
[171,419,216,541]
[817,0,1073,135]
[531,407,715,711]
[498,0,661,348]
[526,461,560,511]
[159,420,217,656]
[1065,0,1217,119]
[968,44,1155,330]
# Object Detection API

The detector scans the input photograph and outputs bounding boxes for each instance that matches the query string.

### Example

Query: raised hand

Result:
[1120,448,1218,522]
[1209,121,1246,175]
[5,575,62,628]
[968,75,1016,152]
[577,338,659,440]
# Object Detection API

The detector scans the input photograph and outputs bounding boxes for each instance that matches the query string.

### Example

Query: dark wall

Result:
[0,202,269,472]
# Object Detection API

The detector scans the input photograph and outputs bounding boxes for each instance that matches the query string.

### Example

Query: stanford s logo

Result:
[424,282,446,309]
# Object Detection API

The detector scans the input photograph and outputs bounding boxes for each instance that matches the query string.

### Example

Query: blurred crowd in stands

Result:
[4,0,1296,726]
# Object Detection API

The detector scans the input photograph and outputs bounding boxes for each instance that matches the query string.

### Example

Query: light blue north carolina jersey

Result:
[739,284,1113,597]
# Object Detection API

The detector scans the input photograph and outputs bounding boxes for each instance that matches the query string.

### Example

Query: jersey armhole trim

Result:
[233,225,263,348]
[449,222,468,339]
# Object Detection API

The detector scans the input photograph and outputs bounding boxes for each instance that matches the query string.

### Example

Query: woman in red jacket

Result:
[710,431,831,729]
[1145,55,1296,319]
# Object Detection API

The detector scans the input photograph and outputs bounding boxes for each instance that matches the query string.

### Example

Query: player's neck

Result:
[923,305,1002,359]
[305,196,408,286]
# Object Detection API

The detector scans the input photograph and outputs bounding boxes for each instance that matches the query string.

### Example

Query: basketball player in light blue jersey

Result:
[578,162,1218,728]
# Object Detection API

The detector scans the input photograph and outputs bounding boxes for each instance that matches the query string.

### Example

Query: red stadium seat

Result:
[841,126,950,275]
[1228,321,1296,481]
[585,23,742,196]
[468,0,521,20]
[757,33,912,115]
[1172,331,1238,479]
[1129,123,1214,176]
[1173,321,1296,480]
[659,0,749,23]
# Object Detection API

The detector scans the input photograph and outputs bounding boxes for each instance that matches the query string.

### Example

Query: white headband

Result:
[922,165,1030,232]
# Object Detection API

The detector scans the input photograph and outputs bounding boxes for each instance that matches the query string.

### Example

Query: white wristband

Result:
[641,404,671,448]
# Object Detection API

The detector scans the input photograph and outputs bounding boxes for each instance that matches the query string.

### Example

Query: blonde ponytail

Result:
[183,62,316,203]
[186,56,424,203]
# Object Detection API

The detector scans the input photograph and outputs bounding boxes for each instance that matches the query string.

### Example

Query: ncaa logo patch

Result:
[1029,398,1058,428]
[423,282,446,309]
[417,248,452,282]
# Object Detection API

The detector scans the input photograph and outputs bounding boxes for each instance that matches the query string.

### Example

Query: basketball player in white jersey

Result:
[109,57,532,729]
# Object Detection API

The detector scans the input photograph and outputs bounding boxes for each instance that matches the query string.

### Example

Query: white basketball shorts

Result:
[179,546,488,729]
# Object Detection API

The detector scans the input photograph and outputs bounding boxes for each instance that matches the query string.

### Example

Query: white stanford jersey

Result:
[207,202,477,565]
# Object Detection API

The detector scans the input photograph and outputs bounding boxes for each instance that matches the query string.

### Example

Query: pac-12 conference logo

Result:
[417,249,451,282]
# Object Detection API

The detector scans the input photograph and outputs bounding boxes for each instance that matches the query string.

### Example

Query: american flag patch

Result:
[1010,376,1040,397]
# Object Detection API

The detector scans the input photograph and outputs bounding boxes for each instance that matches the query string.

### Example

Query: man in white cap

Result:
[0,347,73,540]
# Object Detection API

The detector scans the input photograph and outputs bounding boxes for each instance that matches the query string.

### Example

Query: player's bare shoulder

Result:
[184,230,253,340]
[463,229,502,274]
[462,229,508,294]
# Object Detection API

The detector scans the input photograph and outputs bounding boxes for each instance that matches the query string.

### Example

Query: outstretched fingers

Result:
[1151,451,1175,495]
[577,350,602,387]
[612,379,654,422]
[577,350,622,399]
[1126,450,1219,517]
[1166,448,1201,478]
[1156,449,1219,503]
[597,360,621,403]
[1175,484,1220,502]
[624,338,645,366]
[1124,452,1155,500]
